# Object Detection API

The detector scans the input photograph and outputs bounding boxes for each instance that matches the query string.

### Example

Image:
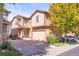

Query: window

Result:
[36,16,39,23]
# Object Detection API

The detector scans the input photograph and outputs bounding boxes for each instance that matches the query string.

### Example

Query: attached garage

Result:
[32,31,46,41]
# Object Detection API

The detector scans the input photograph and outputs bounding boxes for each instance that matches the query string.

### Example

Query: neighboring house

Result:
[0,9,10,40]
[11,10,52,41]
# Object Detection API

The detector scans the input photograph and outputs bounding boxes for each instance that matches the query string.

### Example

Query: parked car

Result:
[61,35,77,43]
[66,36,77,42]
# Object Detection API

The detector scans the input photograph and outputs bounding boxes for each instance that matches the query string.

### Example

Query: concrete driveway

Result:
[10,40,49,56]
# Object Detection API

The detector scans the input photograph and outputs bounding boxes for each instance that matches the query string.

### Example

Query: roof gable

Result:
[29,10,49,19]
[11,15,28,23]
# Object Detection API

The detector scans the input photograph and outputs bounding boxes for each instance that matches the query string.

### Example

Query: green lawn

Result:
[53,43,71,47]
[0,49,22,56]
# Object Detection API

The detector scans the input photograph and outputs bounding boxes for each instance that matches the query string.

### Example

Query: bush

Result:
[47,35,61,44]
[0,40,11,49]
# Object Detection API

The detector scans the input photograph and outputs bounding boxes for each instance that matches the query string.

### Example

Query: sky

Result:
[5,3,50,21]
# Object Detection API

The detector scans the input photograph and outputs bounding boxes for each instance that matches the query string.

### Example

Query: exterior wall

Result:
[44,15,51,26]
[31,13,45,27]
[45,29,52,38]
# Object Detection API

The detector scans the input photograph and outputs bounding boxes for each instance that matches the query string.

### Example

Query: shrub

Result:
[47,35,61,44]
[0,40,11,49]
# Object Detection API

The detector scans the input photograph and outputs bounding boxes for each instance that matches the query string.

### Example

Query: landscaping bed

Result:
[0,40,22,56]
[0,49,22,56]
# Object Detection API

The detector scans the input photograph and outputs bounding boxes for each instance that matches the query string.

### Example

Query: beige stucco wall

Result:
[44,15,51,26]
[45,29,52,37]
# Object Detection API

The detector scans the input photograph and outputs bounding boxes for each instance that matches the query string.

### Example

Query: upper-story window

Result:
[36,16,39,23]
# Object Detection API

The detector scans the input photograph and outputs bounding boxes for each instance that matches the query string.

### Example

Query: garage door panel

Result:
[32,31,45,41]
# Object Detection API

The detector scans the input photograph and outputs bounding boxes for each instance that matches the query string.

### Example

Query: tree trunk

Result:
[64,33,67,43]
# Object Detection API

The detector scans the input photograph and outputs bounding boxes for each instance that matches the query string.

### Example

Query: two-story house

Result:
[11,10,52,41]
[0,9,10,40]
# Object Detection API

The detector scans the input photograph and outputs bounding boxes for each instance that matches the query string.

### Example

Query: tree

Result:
[0,3,4,12]
[49,3,79,43]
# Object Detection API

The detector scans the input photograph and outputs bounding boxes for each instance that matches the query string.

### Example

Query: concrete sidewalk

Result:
[45,44,79,56]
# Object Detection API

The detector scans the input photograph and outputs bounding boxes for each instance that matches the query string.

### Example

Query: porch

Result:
[11,28,30,39]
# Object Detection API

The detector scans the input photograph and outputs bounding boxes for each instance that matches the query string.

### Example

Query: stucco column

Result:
[20,30,22,38]
[20,29,25,38]
[29,28,32,38]
[29,21,32,39]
